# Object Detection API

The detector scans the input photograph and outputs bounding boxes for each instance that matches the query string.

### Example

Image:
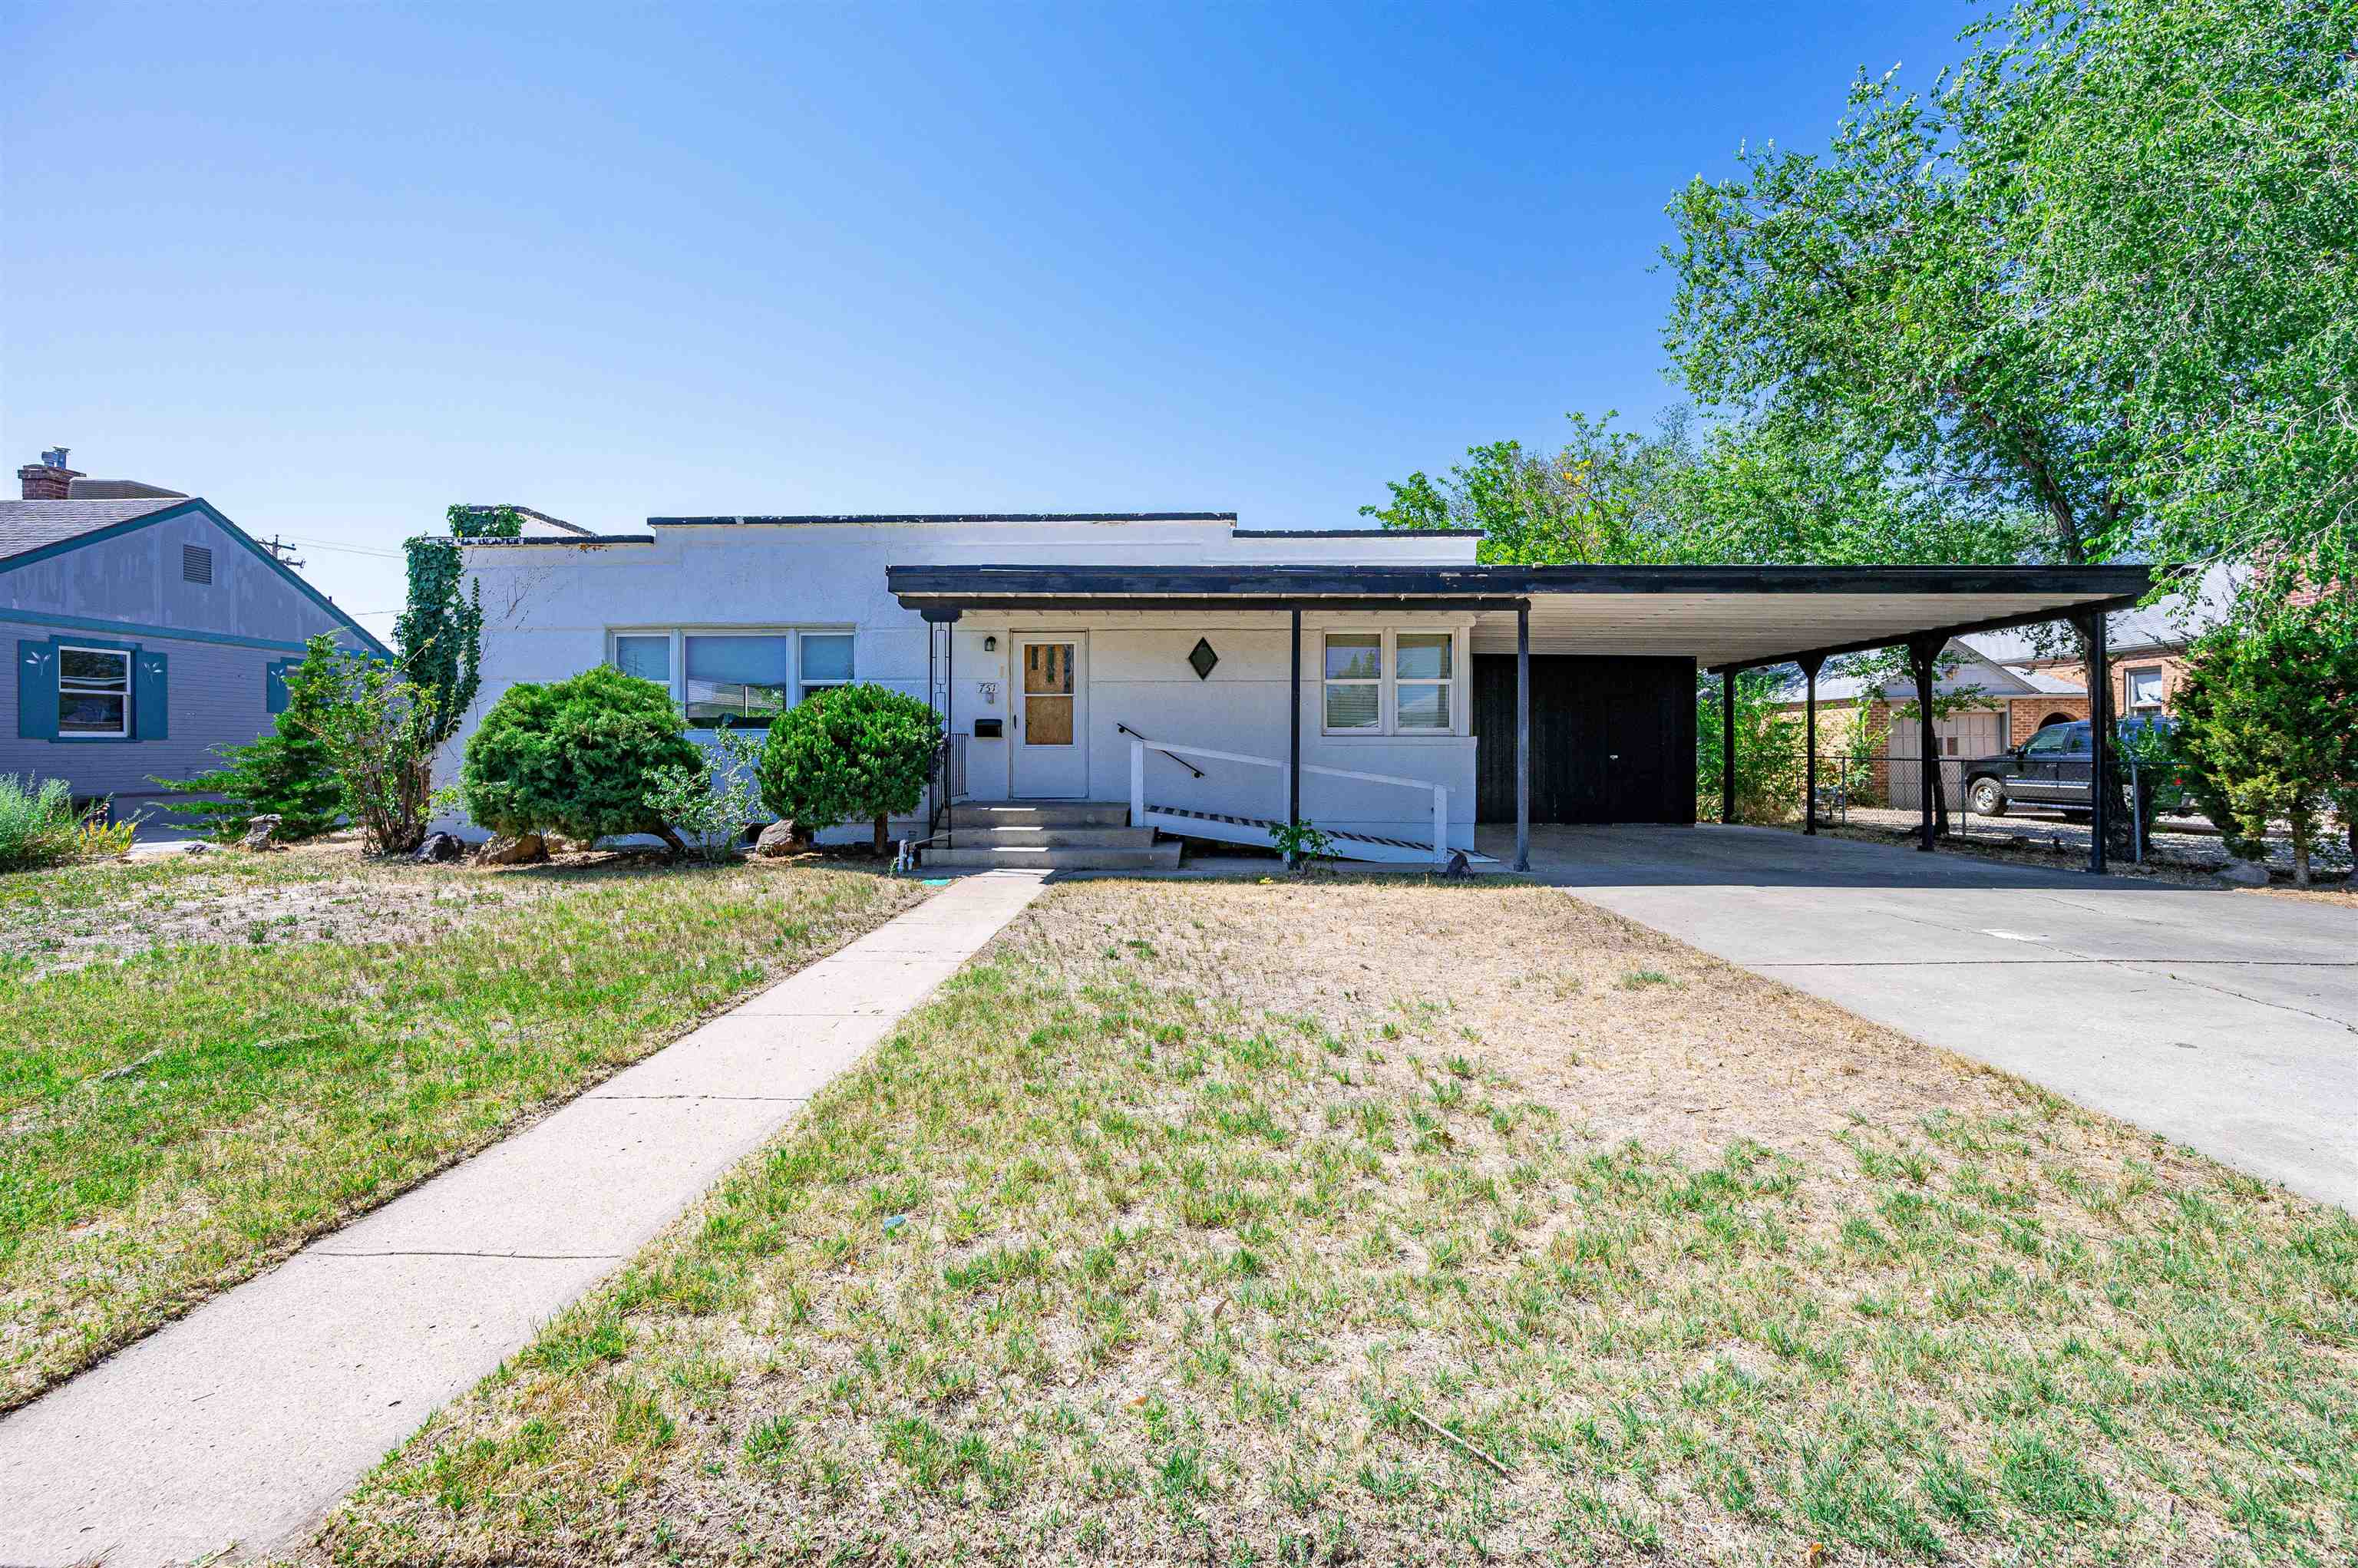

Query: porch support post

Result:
[1514,603,1530,872]
[1798,653,1825,836]
[923,609,961,850]
[2080,609,2109,876]
[1288,608,1303,863]
[1719,671,1736,825]
[1906,635,1941,853]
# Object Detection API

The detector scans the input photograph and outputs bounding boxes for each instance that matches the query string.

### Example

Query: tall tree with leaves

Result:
[1663,66,2139,586]
[1970,0,2358,587]
[153,635,345,840]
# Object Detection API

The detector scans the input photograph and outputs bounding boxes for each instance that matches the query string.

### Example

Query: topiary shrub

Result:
[757,683,943,856]
[461,665,703,855]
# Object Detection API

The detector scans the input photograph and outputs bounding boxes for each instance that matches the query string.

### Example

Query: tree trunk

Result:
[652,823,690,860]
[874,814,890,857]
[2290,806,2312,888]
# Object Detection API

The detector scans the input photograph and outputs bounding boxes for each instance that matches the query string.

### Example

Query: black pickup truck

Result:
[1962,718,2189,818]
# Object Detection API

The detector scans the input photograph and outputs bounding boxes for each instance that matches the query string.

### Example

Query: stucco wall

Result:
[452,520,1484,847]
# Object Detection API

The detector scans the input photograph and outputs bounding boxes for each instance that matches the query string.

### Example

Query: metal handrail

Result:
[1125,734,1451,867]
[1115,721,1206,779]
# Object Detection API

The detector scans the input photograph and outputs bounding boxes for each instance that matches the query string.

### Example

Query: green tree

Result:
[1663,64,2138,583]
[1970,0,2358,588]
[756,683,943,856]
[2171,603,2358,886]
[287,645,445,854]
[1697,670,1805,824]
[1359,413,1691,564]
[461,665,701,855]
[154,634,345,841]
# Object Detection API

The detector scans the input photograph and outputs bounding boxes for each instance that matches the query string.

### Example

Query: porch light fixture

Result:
[1187,638,1219,680]
[982,635,997,652]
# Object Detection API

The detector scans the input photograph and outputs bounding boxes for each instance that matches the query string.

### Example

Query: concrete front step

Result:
[926,842,1181,871]
[959,826,1157,847]
[949,801,1131,829]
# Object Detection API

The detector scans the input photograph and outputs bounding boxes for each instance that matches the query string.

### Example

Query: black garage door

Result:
[1471,655,1696,824]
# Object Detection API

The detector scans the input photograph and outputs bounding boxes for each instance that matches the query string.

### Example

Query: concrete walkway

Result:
[1484,824,2356,1213]
[0,870,1050,1567]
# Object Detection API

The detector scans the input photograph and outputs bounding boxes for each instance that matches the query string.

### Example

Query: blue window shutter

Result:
[16,640,58,740]
[266,659,292,715]
[134,649,170,741]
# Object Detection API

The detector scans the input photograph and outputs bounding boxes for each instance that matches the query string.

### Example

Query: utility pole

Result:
[259,534,306,569]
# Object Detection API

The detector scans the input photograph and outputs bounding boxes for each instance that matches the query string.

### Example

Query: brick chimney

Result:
[18,447,82,500]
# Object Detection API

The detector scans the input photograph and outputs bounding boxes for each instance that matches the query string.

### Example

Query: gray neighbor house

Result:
[2,448,389,831]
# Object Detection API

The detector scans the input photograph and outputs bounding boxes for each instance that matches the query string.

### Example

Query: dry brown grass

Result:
[315,878,2356,1567]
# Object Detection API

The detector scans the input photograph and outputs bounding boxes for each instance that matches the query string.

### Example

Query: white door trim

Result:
[1009,632,1089,800]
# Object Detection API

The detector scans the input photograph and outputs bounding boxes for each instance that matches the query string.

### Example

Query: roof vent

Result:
[41,447,70,469]
[183,544,213,585]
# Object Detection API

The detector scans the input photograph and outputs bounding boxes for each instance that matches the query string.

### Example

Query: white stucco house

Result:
[450,510,2148,870]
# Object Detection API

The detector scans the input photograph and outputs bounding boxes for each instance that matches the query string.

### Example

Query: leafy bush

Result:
[646,723,765,863]
[757,684,942,855]
[1697,670,1805,823]
[154,635,345,842]
[0,774,87,872]
[286,646,446,854]
[2173,602,2358,885]
[462,665,702,853]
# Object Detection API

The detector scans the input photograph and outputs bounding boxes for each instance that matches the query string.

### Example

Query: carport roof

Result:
[884,563,2153,672]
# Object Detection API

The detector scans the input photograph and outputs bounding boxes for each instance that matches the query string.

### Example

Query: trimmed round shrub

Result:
[757,683,943,853]
[461,665,704,850]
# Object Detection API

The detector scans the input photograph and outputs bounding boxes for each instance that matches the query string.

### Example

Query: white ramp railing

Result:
[1128,737,1451,867]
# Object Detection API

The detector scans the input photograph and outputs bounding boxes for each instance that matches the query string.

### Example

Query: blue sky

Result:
[5,2,1977,641]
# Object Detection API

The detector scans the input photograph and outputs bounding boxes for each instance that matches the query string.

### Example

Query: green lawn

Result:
[0,846,924,1409]
[319,879,2356,1566]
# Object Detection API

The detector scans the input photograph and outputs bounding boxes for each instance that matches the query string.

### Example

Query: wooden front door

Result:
[1010,635,1088,798]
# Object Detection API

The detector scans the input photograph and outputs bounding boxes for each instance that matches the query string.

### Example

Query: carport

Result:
[887,561,2152,871]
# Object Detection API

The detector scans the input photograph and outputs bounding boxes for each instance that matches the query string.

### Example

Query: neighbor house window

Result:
[1322,629,1463,736]
[2124,666,2165,711]
[609,629,853,726]
[58,646,131,737]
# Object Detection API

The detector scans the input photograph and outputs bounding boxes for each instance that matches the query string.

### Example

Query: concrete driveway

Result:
[1478,824,2356,1213]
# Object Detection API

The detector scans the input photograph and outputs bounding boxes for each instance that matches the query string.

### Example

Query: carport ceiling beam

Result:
[1706,593,2150,676]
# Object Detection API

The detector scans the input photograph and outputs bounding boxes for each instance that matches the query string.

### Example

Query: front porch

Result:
[890,562,2155,875]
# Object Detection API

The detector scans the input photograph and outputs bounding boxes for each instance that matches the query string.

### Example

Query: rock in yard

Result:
[754,821,803,858]
[476,831,550,866]
[412,831,464,864]
[241,814,282,852]
[2216,860,2270,886]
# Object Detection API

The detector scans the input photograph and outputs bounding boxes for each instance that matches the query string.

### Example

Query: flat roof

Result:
[886,563,2153,671]
[646,512,1237,527]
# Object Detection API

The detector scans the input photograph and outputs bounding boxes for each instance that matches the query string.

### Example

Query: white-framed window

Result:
[2123,665,2165,711]
[607,628,854,727]
[58,645,131,737]
[798,632,855,703]
[1323,632,1382,731]
[1321,629,1464,737]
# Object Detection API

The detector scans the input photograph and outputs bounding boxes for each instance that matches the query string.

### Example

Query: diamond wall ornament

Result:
[1187,638,1220,680]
